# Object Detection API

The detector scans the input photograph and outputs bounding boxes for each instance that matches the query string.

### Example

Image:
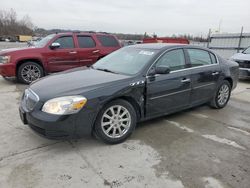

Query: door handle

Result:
[69,51,77,54]
[212,72,219,76]
[181,78,191,83]
[92,50,100,54]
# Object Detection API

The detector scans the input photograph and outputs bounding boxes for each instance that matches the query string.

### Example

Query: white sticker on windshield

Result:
[139,51,155,56]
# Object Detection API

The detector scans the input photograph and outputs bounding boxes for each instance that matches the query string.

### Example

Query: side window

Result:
[96,35,120,47]
[187,49,212,67]
[156,49,186,71]
[77,36,96,48]
[53,36,74,49]
[210,53,217,64]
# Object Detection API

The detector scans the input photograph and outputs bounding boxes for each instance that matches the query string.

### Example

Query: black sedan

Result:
[19,44,239,144]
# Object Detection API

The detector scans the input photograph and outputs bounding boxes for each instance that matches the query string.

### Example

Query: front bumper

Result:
[239,68,250,79]
[19,104,97,139]
[0,63,16,77]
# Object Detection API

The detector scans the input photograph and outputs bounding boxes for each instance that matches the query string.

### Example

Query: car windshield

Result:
[34,34,56,48]
[243,47,250,54]
[92,47,158,75]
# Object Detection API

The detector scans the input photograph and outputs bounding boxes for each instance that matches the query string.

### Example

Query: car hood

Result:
[231,53,250,61]
[0,46,39,55]
[29,67,131,100]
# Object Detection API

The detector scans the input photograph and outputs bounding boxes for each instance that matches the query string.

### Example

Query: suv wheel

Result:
[17,62,44,84]
[94,99,137,144]
[210,80,231,109]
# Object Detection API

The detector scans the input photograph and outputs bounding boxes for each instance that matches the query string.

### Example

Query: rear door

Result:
[46,35,79,72]
[76,35,100,66]
[95,35,121,56]
[185,48,221,105]
[146,49,192,117]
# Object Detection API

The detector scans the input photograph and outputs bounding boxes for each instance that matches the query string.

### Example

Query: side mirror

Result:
[50,42,60,49]
[155,65,171,74]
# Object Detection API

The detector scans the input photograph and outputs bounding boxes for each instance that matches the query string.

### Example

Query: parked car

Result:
[0,32,121,84]
[19,44,239,144]
[143,37,189,44]
[230,46,250,79]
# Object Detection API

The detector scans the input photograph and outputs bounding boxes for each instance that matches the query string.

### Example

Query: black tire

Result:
[209,80,231,109]
[17,62,44,84]
[94,99,137,144]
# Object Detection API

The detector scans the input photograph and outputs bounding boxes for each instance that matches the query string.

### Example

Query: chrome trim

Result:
[146,64,220,78]
[169,64,220,74]
[212,72,219,76]
[239,68,250,71]
[80,59,92,62]
[193,83,215,90]
[150,88,191,100]
[181,78,191,83]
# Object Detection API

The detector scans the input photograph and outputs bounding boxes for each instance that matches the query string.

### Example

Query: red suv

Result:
[0,32,121,84]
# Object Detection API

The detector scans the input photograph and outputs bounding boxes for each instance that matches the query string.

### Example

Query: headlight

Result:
[0,55,11,64]
[42,96,87,115]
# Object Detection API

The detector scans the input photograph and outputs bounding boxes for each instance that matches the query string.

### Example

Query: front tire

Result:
[17,62,44,84]
[94,99,137,144]
[210,80,231,109]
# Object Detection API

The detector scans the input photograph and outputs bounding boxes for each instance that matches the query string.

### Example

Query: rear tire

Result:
[17,62,44,84]
[94,99,137,144]
[209,80,231,109]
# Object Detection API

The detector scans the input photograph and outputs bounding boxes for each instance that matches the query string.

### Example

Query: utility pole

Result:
[237,26,244,53]
[207,28,211,48]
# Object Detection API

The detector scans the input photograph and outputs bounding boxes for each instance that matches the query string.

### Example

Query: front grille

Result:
[236,60,250,68]
[22,89,39,112]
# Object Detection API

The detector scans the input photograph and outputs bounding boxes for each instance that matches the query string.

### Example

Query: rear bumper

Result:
[239,68,250,79]
[0,63,16,77]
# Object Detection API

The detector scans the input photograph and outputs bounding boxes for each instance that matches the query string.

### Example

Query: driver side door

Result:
[45,35,79,72]
[146,48,191,117]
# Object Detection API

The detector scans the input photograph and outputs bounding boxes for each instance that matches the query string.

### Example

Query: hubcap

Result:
[101,105,131,138]
[21,65,41,83]
[217,84,230,106]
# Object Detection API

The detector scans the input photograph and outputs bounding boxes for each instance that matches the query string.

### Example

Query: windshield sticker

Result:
[139,51,155,56]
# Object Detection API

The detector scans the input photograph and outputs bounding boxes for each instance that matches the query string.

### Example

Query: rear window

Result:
[96,35,120,47]
[187,49,213,67]
[77,36,96,48]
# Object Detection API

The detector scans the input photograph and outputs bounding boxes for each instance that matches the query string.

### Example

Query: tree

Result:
[0,9,34,37]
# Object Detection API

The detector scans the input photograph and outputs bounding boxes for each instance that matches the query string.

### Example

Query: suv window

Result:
[53,36,74,49]
[96,35,119,47]
[77,36,96,48]
[187,49,213,67]
[156,49,186,71]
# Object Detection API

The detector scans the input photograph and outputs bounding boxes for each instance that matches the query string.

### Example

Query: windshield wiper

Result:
[95,68,119,74]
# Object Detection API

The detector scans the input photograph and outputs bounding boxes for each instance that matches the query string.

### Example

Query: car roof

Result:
[131,43,210,51]
[131,43,186,49]
[56,32,113,36]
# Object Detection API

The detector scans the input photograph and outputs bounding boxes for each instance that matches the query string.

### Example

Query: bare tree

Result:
[0,9,34,37]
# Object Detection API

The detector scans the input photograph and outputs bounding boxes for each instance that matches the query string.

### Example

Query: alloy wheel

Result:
[21,64,41,83]
[101,105,131,138]
[217,84,230,106]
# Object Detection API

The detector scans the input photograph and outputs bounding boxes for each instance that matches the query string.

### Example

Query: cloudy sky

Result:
[1,0,250,36]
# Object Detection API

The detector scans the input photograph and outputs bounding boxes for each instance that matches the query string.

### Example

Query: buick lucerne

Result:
[19,44,239,144]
